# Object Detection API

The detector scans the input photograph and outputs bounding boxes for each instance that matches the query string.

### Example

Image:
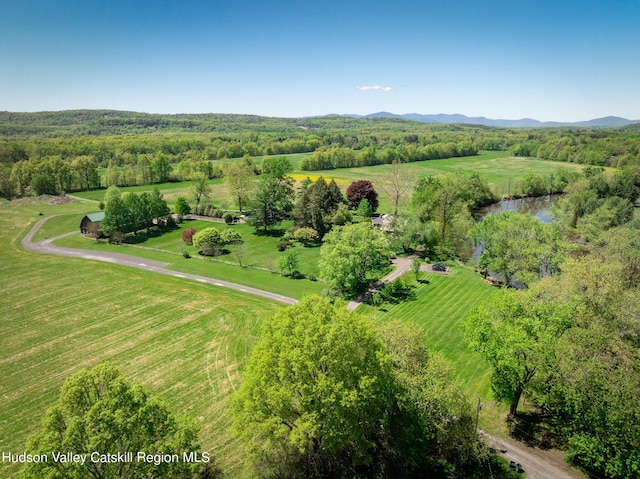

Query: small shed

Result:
[80,212,105,235]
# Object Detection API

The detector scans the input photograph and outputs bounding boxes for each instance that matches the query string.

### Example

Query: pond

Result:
[471,194,562,287]
[473,194,562,224]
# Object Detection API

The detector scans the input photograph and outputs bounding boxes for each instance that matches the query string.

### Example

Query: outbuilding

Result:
[80,212,105,235]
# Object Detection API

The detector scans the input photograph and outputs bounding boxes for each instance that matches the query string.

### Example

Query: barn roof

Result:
[85,212,105,222]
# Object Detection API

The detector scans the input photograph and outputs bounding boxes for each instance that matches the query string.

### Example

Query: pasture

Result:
[0,199,283,477]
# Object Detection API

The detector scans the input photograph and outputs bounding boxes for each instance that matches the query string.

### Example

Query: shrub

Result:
[174,196,191,215]
[182,228,197,245]
[331,203,352,226]
[294,227,319,246]
[193,227,223,256]
[110,231,124,244]
[224,212,234,224]
[277,239,291,251]
[221,229,242,245]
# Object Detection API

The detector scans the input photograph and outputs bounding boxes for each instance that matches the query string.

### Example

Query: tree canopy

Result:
[232,297,485,479]
[319,223,392,296]
[22,362,202,479]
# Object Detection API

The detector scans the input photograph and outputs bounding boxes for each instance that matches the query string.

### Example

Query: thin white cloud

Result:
[356,85,392,92]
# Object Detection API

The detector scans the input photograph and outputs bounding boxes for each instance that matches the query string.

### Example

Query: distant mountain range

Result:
[327,112,640,128]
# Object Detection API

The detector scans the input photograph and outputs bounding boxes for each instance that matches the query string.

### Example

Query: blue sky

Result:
[1,0,639,121]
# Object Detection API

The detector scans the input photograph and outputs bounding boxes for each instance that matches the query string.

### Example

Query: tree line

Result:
[299,141,478,170]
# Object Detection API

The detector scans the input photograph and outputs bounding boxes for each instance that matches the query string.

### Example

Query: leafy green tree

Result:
[190,172,211,206]
[223,159,255,212]
[380,321,484,474]
[22,362,201,479]
[319,223,392,296]
[470,211,569,286]
[174,196,191,216]
[232,298,486,478]
[150,153,171,183]
[71,155,100,190]
[411,257,422,281]
[231,296,395,478]
[330,203,352,226]
[148,187,170,223]
[249,158,294,232]
[412,175,474,257]
[122,192,147,233]
[292,176,345,238]
[104,160,121,187]
[576,195,634,241]
[102,196,131,237]
[277,248,299,276]
[357,197,372,217]
[260,155,293,177]
[103,185,121,206]
[464,289,574,417]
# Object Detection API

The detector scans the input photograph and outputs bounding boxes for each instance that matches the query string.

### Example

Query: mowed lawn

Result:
[0,199,283,478]
[357,265,505,429]
[51,217,325,298]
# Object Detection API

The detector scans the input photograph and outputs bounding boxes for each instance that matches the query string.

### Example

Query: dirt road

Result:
[480,430,587,479]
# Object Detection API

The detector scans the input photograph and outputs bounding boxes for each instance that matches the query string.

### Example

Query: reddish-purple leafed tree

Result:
[346,180,379,212]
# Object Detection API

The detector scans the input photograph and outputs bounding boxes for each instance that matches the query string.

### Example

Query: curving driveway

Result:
[22,216,298,305]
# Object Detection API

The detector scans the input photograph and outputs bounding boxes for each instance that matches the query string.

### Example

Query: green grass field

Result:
[50,217,325,299]
[357,264,507,431]
[0,199,286,478]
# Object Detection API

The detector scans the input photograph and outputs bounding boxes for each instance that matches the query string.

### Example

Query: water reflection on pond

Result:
[471,195,562,287]
[474,194,562,224]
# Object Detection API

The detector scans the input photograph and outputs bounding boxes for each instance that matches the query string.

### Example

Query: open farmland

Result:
[0,200,282,477]
[297,151,586,203]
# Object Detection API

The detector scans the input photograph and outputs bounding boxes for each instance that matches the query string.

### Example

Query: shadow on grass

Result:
[252,228,286,238]
[123,227,176,245]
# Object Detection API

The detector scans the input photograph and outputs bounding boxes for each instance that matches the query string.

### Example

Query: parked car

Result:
[432,263,447,272]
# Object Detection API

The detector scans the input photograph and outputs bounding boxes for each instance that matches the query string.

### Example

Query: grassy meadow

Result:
[50,217,325,299]
[357,264,506,431]
[0,198,283,477]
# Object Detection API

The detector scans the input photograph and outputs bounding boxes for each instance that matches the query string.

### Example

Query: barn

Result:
[80,212,105,235]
